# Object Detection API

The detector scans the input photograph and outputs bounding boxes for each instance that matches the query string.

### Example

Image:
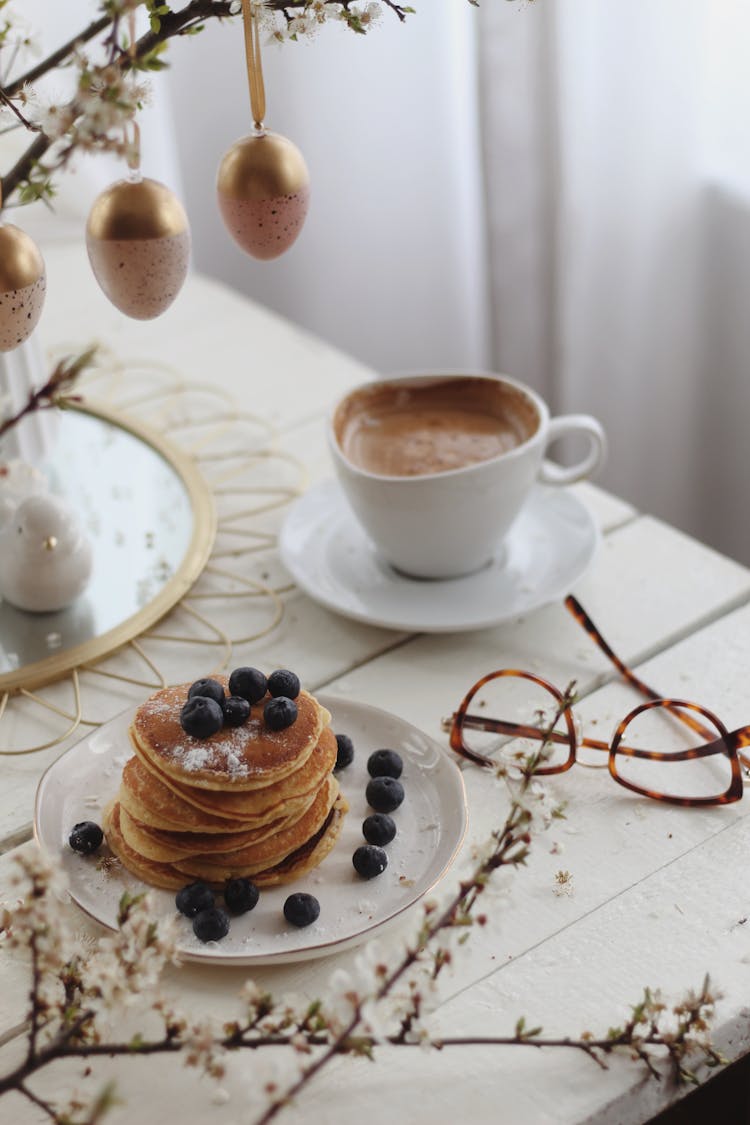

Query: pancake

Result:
[118,756,252,834]
[133,681,329,791]
[131,724,338,823]
[172,775,340,879]
[103,793,348,890]
[118,803,297,862]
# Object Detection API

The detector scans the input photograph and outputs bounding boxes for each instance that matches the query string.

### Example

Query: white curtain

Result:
[479,0,750,565]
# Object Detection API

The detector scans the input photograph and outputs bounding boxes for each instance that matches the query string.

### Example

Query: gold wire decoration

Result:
[0,346,306,755]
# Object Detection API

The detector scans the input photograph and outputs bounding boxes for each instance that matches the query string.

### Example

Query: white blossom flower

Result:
[309,1,346,22]
[404,1018,435,1052]
[287,15,317,37]
[81,893,179,1013]
[238,978,265,1009]
[6,847,76,969]
[184,1018,225,1079]
[352,2,382,26]
[322,967,361,1032]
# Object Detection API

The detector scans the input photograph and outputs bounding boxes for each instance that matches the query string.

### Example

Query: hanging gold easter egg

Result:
[86,177,190,320]
[0,225,46,352]
[216,131,310,260]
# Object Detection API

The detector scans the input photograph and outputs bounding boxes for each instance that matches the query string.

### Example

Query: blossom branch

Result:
[0,1,419,203]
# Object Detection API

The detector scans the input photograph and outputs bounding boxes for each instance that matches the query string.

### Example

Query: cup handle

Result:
[538,414,607,486]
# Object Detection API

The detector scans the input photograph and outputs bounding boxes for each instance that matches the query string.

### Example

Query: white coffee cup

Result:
[328,372,607,580]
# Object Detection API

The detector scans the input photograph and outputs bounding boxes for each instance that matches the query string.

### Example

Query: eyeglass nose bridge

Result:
[571,710,611,769]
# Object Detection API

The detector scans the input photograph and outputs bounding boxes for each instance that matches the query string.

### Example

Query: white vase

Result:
[0,331,58,466]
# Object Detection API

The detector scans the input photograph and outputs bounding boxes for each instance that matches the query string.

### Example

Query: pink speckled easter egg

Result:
[0,225,46,352]
[86,232,190,320]
[216,131,310,260]
[86,178,191,320]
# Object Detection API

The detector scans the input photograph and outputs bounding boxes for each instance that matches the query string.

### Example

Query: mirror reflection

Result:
[0,408,195,678]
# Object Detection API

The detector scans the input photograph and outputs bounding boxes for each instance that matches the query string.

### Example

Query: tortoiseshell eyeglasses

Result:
[447,595,750,807]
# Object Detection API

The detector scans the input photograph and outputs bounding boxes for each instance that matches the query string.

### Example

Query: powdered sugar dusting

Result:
[161,717,269,779]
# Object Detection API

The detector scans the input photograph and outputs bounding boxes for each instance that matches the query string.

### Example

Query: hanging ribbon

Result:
[126,7,141,173]
[240,0,266,131]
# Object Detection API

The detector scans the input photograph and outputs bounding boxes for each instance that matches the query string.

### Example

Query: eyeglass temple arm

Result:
[564,595,716,743]
[616,733,732,763]
[461,715,567,744]
[461,713,609,752]
[464,713,748,766]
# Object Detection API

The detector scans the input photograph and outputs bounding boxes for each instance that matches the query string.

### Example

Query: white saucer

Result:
[279,480,599,633]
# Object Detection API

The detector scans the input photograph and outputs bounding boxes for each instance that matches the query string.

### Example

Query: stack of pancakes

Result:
[103,678,347,890]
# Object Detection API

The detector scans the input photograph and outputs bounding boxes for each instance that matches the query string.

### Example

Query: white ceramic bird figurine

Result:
[0,493,93,612]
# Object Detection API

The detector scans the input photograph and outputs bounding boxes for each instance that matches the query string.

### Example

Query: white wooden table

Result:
[2,243,750,1124]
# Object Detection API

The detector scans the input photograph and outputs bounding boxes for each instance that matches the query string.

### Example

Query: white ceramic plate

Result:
[34,694,467,966]
[279,480,599,633]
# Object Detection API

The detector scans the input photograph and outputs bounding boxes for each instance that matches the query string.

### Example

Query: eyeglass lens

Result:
[461,671,573,772]
[612,701,731,802]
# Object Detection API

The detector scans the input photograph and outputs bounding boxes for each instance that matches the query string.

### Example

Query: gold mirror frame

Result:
[0,402,217,695]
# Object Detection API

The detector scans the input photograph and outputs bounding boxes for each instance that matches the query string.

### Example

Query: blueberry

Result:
[264,696,298,731]
[334,733,355,771]
[180,696,224,739]
[353,845,388,880]
[176,882,215,917]
[362,813,397,847]
[366,776,405,814]
[267,669,301,699]
[283,892,320,928]
[222,695,251,727]
[187,678,225,705]
[224,876,260,916]
[367,749,403,779]
[193,907,230,943]
[228,666,267,704]
[68,821,103,855]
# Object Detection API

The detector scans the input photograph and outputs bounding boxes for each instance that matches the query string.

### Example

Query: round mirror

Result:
[0,404,216,693]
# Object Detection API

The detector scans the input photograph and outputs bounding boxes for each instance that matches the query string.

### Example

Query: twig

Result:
[18,1081,59,1123]
[0,346,98,445]
[0,87,41,133]
[5,14,112,96]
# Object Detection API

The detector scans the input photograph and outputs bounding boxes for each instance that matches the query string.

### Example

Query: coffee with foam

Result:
[334,377,539,477]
